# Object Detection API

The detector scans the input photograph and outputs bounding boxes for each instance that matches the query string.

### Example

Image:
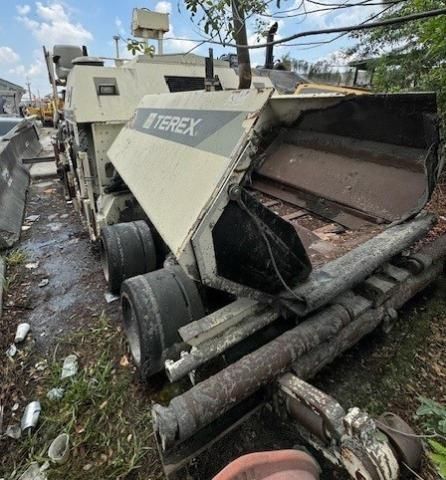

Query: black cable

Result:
[236,192,305,302]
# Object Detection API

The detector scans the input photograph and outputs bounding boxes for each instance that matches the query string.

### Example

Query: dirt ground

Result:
[1,139,445,479]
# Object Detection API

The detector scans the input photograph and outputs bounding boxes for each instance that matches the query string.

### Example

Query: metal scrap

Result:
[21,401,41,431]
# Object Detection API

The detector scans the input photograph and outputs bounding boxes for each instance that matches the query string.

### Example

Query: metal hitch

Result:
[277,374,422,480]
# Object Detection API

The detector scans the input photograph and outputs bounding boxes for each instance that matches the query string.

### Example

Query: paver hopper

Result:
[107,87,443,479]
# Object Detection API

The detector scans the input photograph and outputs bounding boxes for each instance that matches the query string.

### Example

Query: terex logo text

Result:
[142,113,202,137]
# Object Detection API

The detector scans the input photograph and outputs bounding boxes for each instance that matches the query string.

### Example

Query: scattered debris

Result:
[104,292,119,304]
[48,433,70,464]
[12,403,19,412]
[6,344,17,358]
[48,223,62,232]
[25,262,39,270]
[34,360,47,371]
[21,401,41,431]
[47,387,64,401]
[18,462,47,480]
[25,215,40,223]
[120,355,130,367]
[61,354,78,379]
[38,279,49,288]
[14,323,31,343]
[313,223,345,235]
[21,225,31,232]
[5,424,21,439]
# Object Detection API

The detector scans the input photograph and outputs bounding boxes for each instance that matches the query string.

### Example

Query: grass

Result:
[1,313,162,480]
[1,249,27,294]
[5,249,27,267]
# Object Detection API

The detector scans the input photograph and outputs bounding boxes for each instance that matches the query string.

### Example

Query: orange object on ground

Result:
[212,449,320,480]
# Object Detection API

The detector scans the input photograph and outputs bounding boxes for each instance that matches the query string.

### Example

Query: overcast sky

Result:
[0,1,381,97]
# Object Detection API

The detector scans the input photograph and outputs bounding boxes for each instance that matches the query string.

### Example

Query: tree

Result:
[183,0,274,88]
[349,0,446,118]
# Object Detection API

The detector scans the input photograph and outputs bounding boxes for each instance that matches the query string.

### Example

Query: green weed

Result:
[2,313,161,480]
[5,249,27,267]
[417,397,446,479]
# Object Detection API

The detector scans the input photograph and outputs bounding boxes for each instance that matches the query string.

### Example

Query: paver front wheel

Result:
[101,221,157,293]
[121,266,204,379]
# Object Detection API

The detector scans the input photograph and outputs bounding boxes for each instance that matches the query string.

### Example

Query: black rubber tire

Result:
[101,221,157,293]
[121,266,204,379]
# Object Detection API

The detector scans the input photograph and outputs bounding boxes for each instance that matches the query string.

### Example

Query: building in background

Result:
[0,78,26,116]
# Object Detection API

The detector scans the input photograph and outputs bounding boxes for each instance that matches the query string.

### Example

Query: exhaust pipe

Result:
[264,22,278,70]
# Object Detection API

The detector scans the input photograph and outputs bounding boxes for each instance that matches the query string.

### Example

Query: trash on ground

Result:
[104,292,119,304]
[18,462,47,480]
[34,360,47,371]
[47,387,64,401]
[5,424,21,439]
[6,344,17,358]
[25,215,40,223]
[48,433,70,464]
[21,225,31,232]
[12,402,19,411]
[21,401,41,431]
[61,354,78,379]
[25,262,39,270]
[48,223,62,232]
[120,355,130,367]
[14,323,31,343]
[38,279,49,288]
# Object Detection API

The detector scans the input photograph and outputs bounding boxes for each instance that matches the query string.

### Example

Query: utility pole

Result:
[113,35,120,58]
[231,0,252,89]
[26,77,32,102]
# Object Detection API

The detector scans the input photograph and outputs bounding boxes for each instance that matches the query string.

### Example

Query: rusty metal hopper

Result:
[254,93,440,228]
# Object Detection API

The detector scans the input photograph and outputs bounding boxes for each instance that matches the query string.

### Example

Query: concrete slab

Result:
[29,161,57,179]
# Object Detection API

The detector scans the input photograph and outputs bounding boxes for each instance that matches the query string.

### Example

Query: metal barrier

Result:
[0,119,40,250]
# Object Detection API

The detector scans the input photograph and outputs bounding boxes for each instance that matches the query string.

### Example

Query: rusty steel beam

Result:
[152,234,446,450]
[153,303,351,449]
[165,308,280,383]
[291,261,443,381]
[282,212,435,316]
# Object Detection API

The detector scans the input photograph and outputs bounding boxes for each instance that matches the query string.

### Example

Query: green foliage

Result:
[126,40,155,56]
[429,441,446,478]
[416,397,446,478]
[349,0,446,121]
[182,0,292,42]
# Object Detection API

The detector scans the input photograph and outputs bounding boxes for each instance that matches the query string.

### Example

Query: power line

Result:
[194,7,446,49]
[283,1,395,49]
[263,0,404,19]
